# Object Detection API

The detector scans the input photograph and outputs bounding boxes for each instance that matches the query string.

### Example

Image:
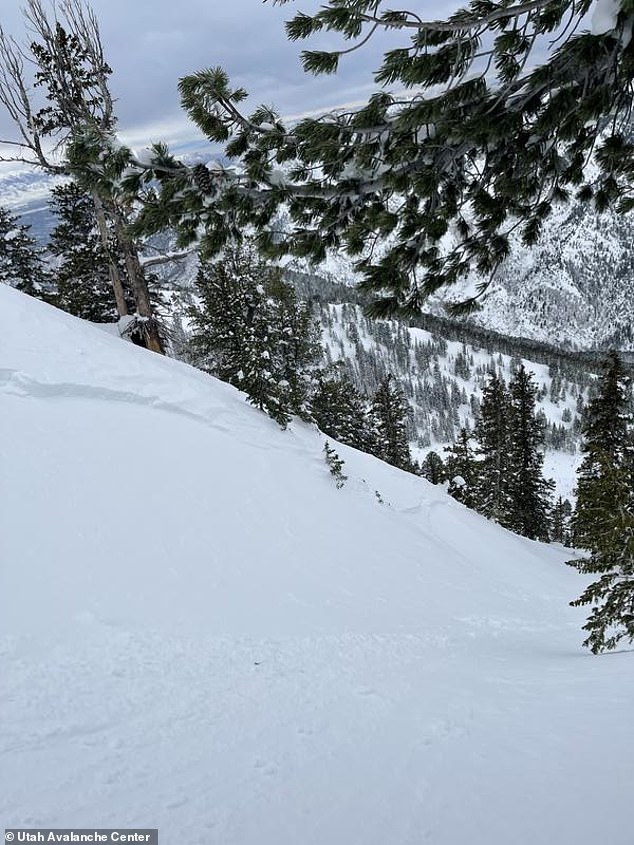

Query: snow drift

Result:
[1,286,631,844]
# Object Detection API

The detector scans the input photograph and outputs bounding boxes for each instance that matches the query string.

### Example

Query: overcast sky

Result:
[0,0,414,153]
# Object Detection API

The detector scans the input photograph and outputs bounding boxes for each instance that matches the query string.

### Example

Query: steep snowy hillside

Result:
[286,192,634,351]
[316,300,588,497]
[1,287,631,844]
[438,202,634,349]
[281,202,634,351]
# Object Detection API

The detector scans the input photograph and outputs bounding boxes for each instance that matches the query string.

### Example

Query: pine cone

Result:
[192,163,214,195]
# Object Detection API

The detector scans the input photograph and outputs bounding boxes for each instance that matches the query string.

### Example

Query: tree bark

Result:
[91,191,129,318]
[110,206,164,354]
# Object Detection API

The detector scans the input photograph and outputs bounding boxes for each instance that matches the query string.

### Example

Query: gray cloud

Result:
[0,0,407,150]
[3,0,552,161]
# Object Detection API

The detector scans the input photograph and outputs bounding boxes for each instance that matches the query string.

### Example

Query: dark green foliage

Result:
[473,373,512,524]
[472,367,555,536]
[265,273,322,421]
[96,0,634,316]
[31,20,114,136]
[189,243,321,427]
[420,451,446,485]
[311,368,375,452]
[0,206,51,298]
[505,365,554,540]
[10,8,164,353]
[573,352,633,549]
[370,374,414,472]
[551,496,573,546]
[47,182,121,321]
[323,441,347,488]
[569,456,634,653]
[444,427,477,508]
[454,347,472,380]
[189,247,287,425]
[568,353,634,652]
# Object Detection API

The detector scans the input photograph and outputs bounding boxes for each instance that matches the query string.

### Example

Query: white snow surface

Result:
[1,286,632,844]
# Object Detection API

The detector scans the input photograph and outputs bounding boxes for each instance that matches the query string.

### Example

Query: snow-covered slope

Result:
[286,194,634,350]
[1,287,631,844]
[316,300,587,497]
[435,203,634,349]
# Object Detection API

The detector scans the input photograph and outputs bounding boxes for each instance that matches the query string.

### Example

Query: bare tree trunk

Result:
[92,192,128,318]
[110,208,164,354]
[0,0,165,355]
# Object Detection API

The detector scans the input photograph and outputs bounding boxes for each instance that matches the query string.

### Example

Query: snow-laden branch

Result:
[140,250,195,268]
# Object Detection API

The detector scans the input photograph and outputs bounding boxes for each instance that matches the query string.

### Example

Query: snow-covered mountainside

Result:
[276,199,634,351]
[438,202,634,349]
[295,196,634,351]
[1,287,632,844]
[314,299,589,498]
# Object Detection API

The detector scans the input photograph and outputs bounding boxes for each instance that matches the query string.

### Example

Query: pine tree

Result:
[454,347,472,380]
[115,0,634,316]
[473,373,512,524]
[370,375,413,472]
[505,365,554,540]
[551,497,573,546]
[323,441,348,489]
[47,181,122,321]
[569,455,634,653]
[572,352,633,550]
[444,427,477,508]
[189,244,320,427]
[0,206,51,297]
[0,2,164,352]
[265,273,321,421]
[568,352,634,652]
[311,368,374,453]
[420,451,446,485]
[190,246,287,426]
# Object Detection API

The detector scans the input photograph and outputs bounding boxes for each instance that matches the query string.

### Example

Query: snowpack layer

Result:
[1,286,631,844]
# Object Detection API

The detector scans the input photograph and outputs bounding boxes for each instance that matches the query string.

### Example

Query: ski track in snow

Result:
[1,286,633,845]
